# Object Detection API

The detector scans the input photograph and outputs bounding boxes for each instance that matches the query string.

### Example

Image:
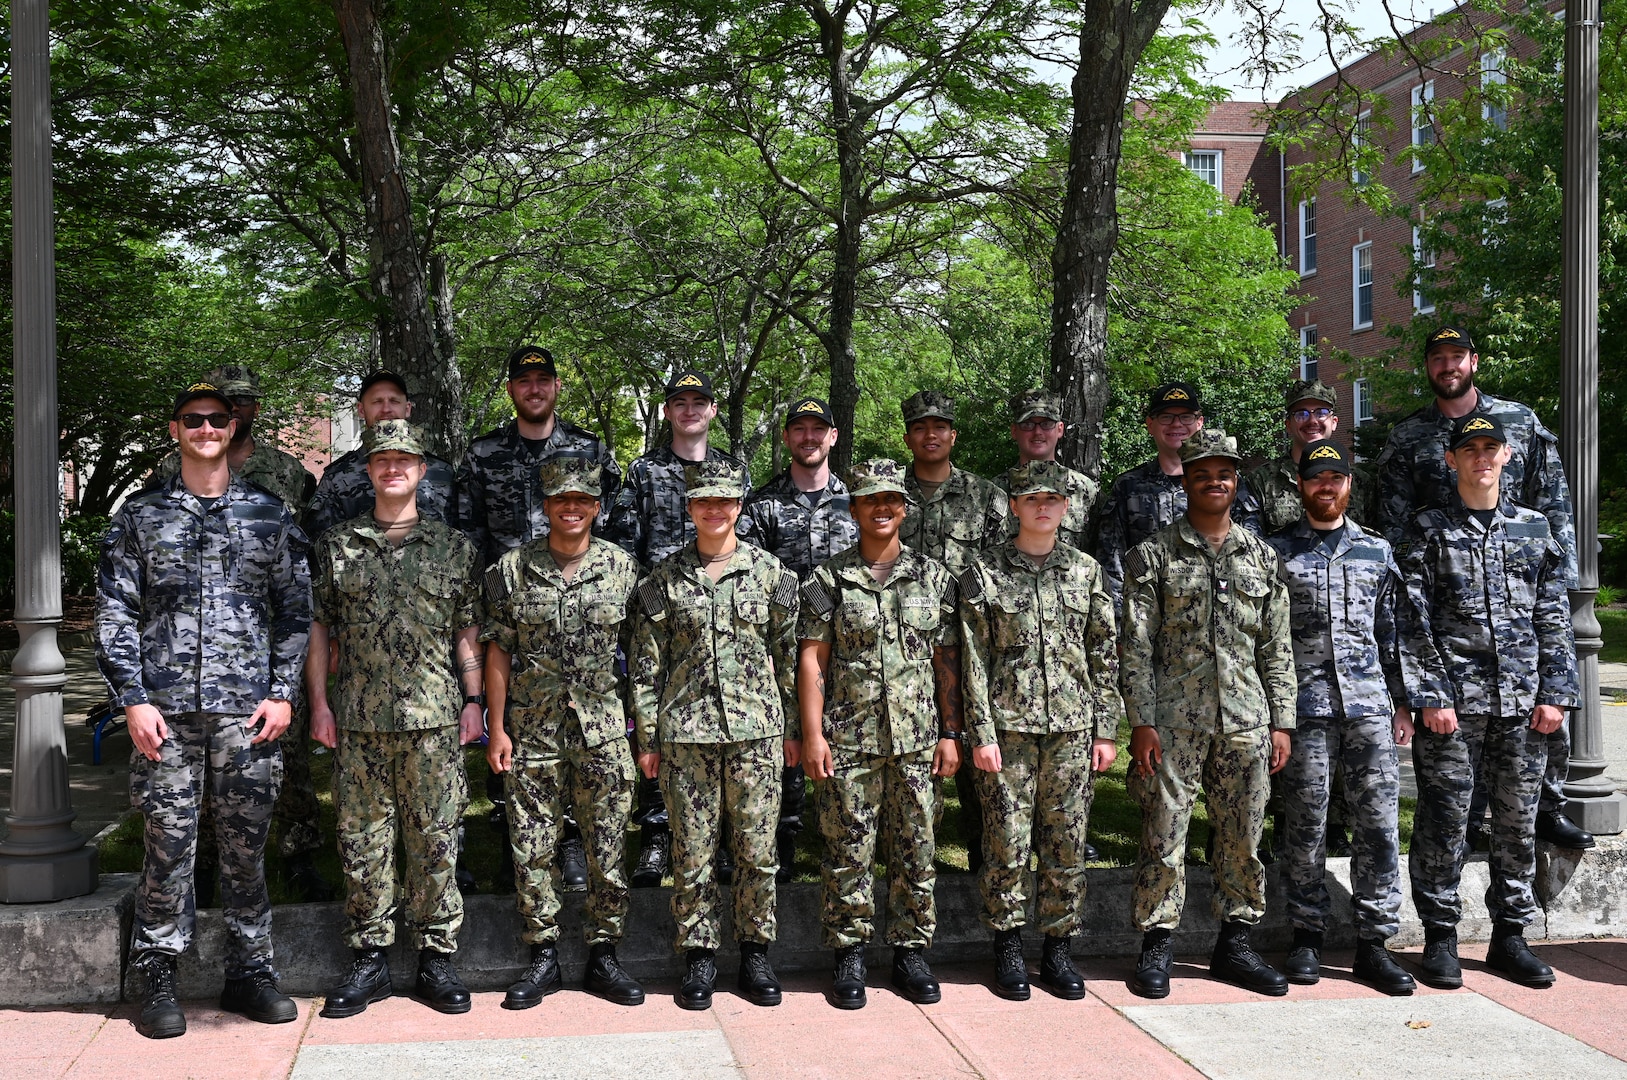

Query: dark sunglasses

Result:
[179,412,232,429]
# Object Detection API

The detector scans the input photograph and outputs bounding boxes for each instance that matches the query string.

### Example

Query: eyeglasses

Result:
[1016,419,1060,432]
[179,412,232,429]
[1291,407,1334,422]
[1152,412,1200,427]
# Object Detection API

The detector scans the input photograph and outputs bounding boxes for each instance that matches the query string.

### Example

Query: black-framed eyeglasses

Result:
[179,412,232,429]
[1152,412,1200,427]
[1291,407,1334,422]
[1017,419,1060,432]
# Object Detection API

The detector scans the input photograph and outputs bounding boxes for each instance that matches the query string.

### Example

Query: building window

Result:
[1482,49,1508,129]
[1299,199,1317,276]
[1352,111,1372,186]
[1353,378,1374,425]
[1413,225,1436,313]
[1184,150,1221,189]
[1352,242,1374,329]
[1411,81,1435,171]
[1299,325,1319,382]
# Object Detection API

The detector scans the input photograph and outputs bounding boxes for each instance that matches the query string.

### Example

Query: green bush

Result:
[62,514,111,596]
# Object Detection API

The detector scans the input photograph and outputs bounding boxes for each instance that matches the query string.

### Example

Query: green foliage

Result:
[62,516,112,597]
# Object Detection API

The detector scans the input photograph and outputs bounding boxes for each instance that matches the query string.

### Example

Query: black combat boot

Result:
[1536,809,1596,850]
[321,948,393,1018]
[1283,927,1323,985]
[220,971,298,1024]
[1082,839,1100,862]
[678,948,717,1010]
[1416,925,1463,989]
[775,828,797,885]
[1131,929,1173,999]
[1352,938,1416,995]
[891,947,941,1004]
[737,940,782,1006]
[1209,921,1288,996]
[414,949,471,1014]
[133,954,186,1040]
[829,944,867,1010]
[584,942,645,1006]
[632,826,670,888]
[991,927,1030,1001]
[560,823,588,894]
[1038,935,1085,999]
[716,843,736,886]
[1486,924,1555,988]
[503,944,561,1010]
[1326,821,1353,858]
[284,851,338,903]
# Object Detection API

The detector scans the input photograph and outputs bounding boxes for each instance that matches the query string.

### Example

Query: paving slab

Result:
[60,998,315,1080]
[1456,940,1627,1063]
[1120,994,1627,1080]
[291,1029,740,1080]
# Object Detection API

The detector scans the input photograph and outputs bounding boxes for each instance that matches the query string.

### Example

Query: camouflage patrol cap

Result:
[206,364,261,399]
[901,390,956,425]
[1298,439,1352,479]
[1010,388,1064,424]
[540,458,603,498]
[1178,427,1241,465]
[846,458,909,498]
[362,418,426,458]
[1006,460,1070,497]
[1448,411,1507,451]
[1146,381,1204,417]
[173,381,232,417]
[1285,379,1337,410]
[685,459,746,499]
[1424,324,1476,356]
[507,344,557,380]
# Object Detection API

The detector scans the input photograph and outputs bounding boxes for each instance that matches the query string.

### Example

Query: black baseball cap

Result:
[1449,412,1507,450]
[1298,439,1352,479]
[1145,381,1204,417]
[1424,325,1477,356]
[358,370,409,398]
[173,381,232,417]
[507,345,557,380]
[784,396,835,428]
[664,369,715,402]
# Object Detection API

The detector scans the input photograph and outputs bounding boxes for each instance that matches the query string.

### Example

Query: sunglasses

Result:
[179,412,232,429]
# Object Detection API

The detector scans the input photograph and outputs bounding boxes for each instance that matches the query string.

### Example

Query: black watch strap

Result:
[463,693,487,707]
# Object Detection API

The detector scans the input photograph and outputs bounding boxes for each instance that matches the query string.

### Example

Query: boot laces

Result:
[835,947,865,981]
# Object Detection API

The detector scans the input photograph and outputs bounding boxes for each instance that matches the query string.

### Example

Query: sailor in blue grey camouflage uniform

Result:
[1265,440,1417,996]
[97,381,310,1039]
[1397,411,1580,992]
[1376,325,1588,850]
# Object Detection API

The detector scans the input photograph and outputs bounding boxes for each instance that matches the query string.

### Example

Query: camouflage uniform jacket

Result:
[796,545,956,757]
[147,442,316,520]
[311,517,480,732]
[630,542,799,751]
[608,445,753,569]
[455,418,623,568]
[305,446,457,543]
[1375,391,1576,587]
[482,537,640,749]
[958,542,1123,748]
[983,462,1099,551]
[738,470,859,579]
[1396,497,1579,717]
[1096,457,1264,604]
[1248,454,1377,534]
[1264,518,1411,719]
[1120,518,1297,734]
[899,465,1001,577]
[96,474,311,715]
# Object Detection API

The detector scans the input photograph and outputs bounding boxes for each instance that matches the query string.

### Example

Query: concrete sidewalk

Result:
[8,939,1627,1080]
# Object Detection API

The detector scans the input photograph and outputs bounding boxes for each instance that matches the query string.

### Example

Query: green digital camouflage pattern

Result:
[975,728,1095,937]
[629,542,799,751]
[958,542,1122,749]
[815,745,937,948]
[334,726,467,952]
[899,465,1001,577]
[1128,725,1272,931]
[660,737,782,950]
[482,537,640,749]
[797,545,956,757]
[608,446,753,568]
[146,441,316,519]
[310,518,481,732]
[1119,518,1297,736]
[305,446,457,542]
[983,463,1099,550]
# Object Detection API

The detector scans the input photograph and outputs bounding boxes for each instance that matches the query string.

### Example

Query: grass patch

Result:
[1600,607,1627,665]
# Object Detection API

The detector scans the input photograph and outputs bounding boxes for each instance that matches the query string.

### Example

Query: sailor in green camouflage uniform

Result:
[797,458,963,1010]
[629,459,801,1011]
[962,461,1121,1003]
[307,420,485,1019]
[982,390,1100,550]
[1121,428,1296,1001]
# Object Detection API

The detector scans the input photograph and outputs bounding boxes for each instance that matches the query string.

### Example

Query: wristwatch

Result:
[938,729,966,743]
[463,694,487,708]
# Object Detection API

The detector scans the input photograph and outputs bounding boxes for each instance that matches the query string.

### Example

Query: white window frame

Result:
[1299,199,1317,276]
[1352,242,1374,330]
[1411,81,1435,172]
[1482,49,1508,129]
[1353,378,1375,425]
[1184,149,1222,190]
[1352,110,1372,186]
[1412,225,1436,314]
[1299,325,1320,382]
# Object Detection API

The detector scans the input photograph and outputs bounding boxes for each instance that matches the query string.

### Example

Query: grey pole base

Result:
[0,844,99,904]
[1565,792,1627,836]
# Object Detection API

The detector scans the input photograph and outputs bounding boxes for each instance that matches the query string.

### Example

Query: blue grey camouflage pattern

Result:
[609,445,753,568]
[739,471,859,579]
[146,442,316,521]
[305,446,457,542]
[1248,455,1377,533]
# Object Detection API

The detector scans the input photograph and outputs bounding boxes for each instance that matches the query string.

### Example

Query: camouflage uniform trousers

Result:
[975,729,1095,938]
[660,737,781,951]
[129,711,282,977]
[334,726,467,953]
[1471,720,1569,823]
[1280,715,1402,940]
[1411,713,1547,929]
[272,698,323,856]
[1129,726,1271,931]
[508,709,635,947]
[814,745,937,949]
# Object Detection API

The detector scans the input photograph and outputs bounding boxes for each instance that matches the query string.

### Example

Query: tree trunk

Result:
[815,6,862,477]
[332,0,462,459]
[1049,0,1170,478]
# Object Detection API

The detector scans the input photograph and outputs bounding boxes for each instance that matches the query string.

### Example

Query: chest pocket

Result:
[1504,541,1545,609]
[512,585,559,636]
[733,589,771,628]
[945,513,983,543]
[415,569,463,628]
[1162,563,1209,627]
[992,593,1036,651]
[1225,568,1271,636]
[898,593,939,660]
[836,594,881,660]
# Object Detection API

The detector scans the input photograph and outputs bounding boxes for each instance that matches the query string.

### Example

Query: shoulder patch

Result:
[637,578,667,619]
[1123,545,1149,582]
[957,566,985,604]
[800,576,834,619]
[772,569,799,609]
[484,565,509,605]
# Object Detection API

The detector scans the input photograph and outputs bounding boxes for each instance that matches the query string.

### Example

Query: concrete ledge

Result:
[10,838,1627,1004]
